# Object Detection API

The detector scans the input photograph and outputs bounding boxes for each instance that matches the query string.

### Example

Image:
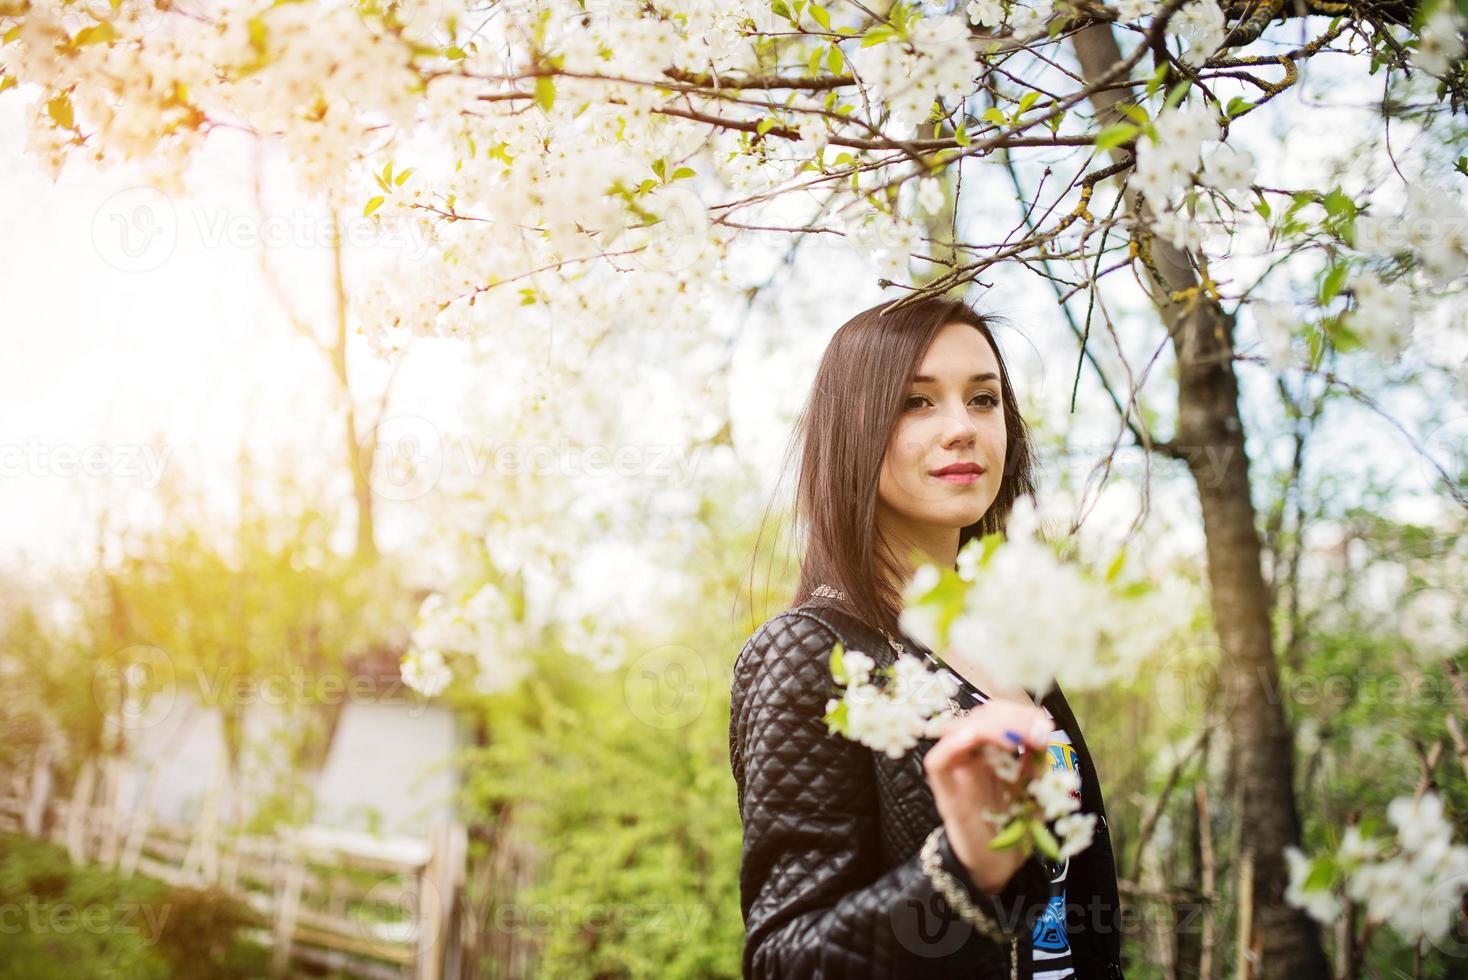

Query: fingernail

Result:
[1003,729,1024,745]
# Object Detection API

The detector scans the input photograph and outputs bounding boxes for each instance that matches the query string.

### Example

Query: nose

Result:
[938,398,978,449]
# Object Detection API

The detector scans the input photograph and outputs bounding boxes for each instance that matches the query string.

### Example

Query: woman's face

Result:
[878,321,1008,534]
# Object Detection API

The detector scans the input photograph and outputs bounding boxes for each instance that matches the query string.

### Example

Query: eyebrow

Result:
[911,373,999,384]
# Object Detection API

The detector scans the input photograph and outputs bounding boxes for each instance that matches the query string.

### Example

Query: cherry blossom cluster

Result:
[821,641,1098,862]
[897,498,1190,697]
[1285,791,1468,949]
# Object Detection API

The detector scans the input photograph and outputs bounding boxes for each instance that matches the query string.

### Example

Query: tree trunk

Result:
[1069,22,1330,979]
[329,212,379,562]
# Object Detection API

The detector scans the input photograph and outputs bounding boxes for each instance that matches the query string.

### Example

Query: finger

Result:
[925,703,1050,772]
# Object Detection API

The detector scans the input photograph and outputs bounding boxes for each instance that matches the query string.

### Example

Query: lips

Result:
[930,462,984,477]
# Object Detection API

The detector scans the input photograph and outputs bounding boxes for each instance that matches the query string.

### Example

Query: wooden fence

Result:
[0,753,466,980]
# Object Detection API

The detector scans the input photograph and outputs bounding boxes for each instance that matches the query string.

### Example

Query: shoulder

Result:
[733,608,844,713]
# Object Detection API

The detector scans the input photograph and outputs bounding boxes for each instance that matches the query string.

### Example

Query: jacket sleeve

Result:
[729,611,1054,979]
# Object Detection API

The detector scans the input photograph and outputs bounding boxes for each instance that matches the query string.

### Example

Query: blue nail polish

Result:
[1003,729,1023,744]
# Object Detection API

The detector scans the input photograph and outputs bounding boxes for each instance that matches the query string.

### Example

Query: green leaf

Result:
[810,2,831,30]
[1322,188,1356,220]
[1253,196,1272,221]
[1302,856,1338,892]
[670,166,696,180]
[770,0,793,23]
[1119,580,1153,599]
[988,816,1028,850]
[0,74,15,95]
[1145,63,1168,100]
[830,642,847,684]
[1306,321,1326,365]
[982,107,1008,126]
[808,45,823,75]
[827,44,844,74]
[363,196,385,217]
[1117,104,1151,126]
[1225,96,1253,118]
[46,93,73,131]
[757,116,779,136]
[1329,316,1362,353]
[1094,123,1139,151]
[394,167,415,186]
[1031,820,1062,861]
[1104,548,1126,584]
[823,698,849,734]
[72,22,119,47]
[860,24,895,46]
[1017,91,1040,114]
[1161,80,1192,111]
[534,74,555,112]
[1319,262,1348,305]
[954,122,969,147]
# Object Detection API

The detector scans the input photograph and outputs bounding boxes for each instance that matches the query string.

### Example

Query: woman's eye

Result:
[905,392,999,410]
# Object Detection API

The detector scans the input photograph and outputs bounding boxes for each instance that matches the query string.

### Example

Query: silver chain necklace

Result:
[810,583,905,657]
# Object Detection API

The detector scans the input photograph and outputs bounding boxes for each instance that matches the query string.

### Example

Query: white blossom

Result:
[966,0,1007,28]
[916,177,945,215]
[857,14,977,135]
[1172,0,1226,67]
[1284,845,1344,925]
[1202,141,1256,193]
[1030,764,1082,820]
[1112,0,1161,20]
[400,648,452,697]
[1345,271,1414,359]
[1412,1,1468,76]
[828,652,960,759]
[1252,300,1298,370]
[1286,792,1468,946]
[1055,811,1097,859]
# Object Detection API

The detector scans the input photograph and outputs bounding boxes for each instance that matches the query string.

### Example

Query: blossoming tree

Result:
[5,0,1465,973]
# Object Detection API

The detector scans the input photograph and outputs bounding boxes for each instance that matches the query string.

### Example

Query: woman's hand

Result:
[921,700,1052,894]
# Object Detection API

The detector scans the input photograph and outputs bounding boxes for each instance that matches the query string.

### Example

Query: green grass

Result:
[0,833,270,980]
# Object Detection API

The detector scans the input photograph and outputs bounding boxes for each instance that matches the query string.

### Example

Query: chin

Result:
[925,501,991,530]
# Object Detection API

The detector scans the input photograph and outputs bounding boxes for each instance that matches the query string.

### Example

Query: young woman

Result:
[729,296,1125,979]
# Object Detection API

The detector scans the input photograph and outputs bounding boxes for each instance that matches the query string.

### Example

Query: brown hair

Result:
[768,295,1037,637]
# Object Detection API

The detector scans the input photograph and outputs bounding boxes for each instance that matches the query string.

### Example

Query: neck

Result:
[875,503,960,592]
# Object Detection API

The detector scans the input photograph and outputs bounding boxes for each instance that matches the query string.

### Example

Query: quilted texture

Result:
[729,597,1127,980]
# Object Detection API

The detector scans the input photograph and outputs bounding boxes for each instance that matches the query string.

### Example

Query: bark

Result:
[1069,22,1331,980]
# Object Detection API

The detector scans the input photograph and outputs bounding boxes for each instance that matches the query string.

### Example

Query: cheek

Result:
[984,417,1008,456]
[886,420,925,468]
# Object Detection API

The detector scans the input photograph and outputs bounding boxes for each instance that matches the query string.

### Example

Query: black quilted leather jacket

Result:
[729,595,1127,980]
